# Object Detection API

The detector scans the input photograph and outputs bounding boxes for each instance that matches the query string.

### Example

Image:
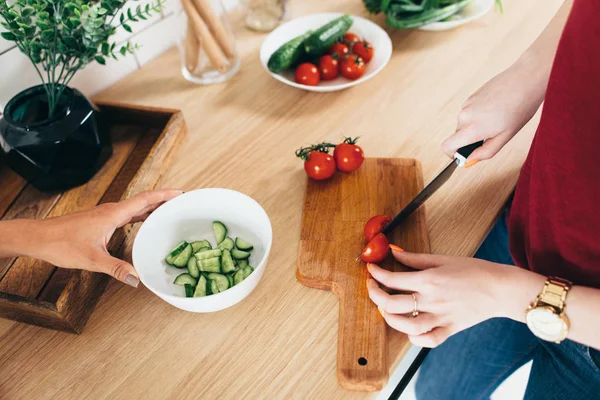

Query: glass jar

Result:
[177,0,240,84]
[243,0,286,32]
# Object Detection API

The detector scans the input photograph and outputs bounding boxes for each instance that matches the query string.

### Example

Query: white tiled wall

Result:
[0,0,240,110]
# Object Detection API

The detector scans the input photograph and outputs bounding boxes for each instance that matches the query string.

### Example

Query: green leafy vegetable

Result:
[364,0,503,29]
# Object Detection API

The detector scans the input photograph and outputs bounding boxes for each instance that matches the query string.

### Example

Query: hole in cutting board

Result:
[358,357,368,366]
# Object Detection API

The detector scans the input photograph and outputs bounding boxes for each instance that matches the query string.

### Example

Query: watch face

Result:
[526,307,567,341]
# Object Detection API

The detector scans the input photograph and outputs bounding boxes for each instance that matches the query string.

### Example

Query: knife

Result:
[356,140,484,260]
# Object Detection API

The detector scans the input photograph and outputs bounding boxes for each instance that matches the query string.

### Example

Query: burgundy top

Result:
[509,0,600,288]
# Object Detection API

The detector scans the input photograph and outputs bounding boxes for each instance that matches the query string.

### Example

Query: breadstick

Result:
[191,0,235,59]
[185,20,200,73]
[181,0,228,72]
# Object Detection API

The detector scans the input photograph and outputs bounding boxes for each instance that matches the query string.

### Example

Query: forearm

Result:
[0,219,41,259]
[498,266,600,350]
[512,0,572,105]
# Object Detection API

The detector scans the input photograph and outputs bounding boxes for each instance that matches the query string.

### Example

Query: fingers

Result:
[441,125,482,159]
[367,279,417,314]
[94,252,140,288]
[367,263,425,291]
[390,250,443,270]
[380,310,439,336]
[408,327,452,348]
[114,189,183,227]
[465,134,510,162]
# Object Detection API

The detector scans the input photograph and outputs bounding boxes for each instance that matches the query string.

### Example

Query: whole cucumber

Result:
[303,14,354,57]
[267,31,312,73]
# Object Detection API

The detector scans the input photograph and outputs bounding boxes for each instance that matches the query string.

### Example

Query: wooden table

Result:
[0,0,562,398]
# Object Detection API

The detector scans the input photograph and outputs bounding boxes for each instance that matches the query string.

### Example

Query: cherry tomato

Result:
[364,215,392,242]
[360,233,389,263]
[340,55,366,80]
[333,137,364,173]
[295,63,320,86]
[352,40,374,63]
[318,55,339,81]
[304,151,336,180]
[343,32,360,46]
[329,42,349,58]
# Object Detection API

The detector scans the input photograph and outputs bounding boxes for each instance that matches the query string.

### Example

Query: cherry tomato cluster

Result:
[295,137,365,181]
[294,33,375,87]
[360,215,393,263]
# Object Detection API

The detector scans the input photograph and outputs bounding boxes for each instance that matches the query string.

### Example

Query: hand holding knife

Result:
[357,141,484,261]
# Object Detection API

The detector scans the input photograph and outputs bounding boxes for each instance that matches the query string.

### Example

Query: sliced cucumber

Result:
[213,221,227,244]
[231,248,250,260]
[236,259,249,269]
[184,284,195,298]
[233,269,246,286]
[187,256,200,278]
[235,237,254,251]
[195,249,222,260]
[174,273,197,286]
[221,249,237,274]
[172,244,193,268]
[197,257,221,273]
[165,241,188,265]
[207,273,229,293]
[242,265,254,279]
[194,275,208,297]
[191,240,212,253]
[226,274,234,287]
[217,237,235,251]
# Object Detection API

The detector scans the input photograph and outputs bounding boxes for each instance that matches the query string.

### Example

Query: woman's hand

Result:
[442,60,547,163]
[26,189,183,288]
[366,249,545,348]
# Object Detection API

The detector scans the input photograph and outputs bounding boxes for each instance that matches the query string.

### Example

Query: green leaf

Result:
[21,7,35,17]
[97,7,108,15]
[127,8,137,22]
[122,23,131,32]
[119,45,127,55]
[95,55,106,65]
[0,31,17,41]
[101,42,109,56]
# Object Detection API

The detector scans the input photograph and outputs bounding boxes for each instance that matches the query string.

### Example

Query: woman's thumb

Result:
[96,253,140,288]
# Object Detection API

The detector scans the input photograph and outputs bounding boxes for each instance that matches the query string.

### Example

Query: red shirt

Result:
[509,0,600,288]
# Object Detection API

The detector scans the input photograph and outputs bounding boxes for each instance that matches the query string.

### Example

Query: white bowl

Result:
[260,12,392,92]
[132,189,273,312]
[419,0,494,31]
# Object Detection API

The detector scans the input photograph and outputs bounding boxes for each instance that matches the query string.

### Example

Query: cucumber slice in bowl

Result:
[213,221,228,244]
[231,248,251,260]
[191,240,212,253]
[235,237,254,251]
[174,273,198,286]
[217,237,235,251]
[172,244,192,268]
[165,241,188,265]
[207,273,230,294]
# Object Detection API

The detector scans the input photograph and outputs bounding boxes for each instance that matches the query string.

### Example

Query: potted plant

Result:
[0,0,164,191]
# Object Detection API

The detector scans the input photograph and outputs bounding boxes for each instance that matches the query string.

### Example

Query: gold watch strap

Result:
[538,276,572,310]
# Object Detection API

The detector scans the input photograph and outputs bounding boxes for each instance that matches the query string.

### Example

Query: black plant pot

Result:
[0,85,112,191]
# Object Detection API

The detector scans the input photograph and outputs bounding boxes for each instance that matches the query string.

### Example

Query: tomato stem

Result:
[295,142,337,161]
[343,136,360,145]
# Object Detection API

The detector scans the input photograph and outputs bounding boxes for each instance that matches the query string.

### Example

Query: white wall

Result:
[0,0,239,111]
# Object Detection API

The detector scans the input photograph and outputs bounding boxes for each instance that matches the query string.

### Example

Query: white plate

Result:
[132,189,273,313]
[419,0,494,31]
[260,12,392,92]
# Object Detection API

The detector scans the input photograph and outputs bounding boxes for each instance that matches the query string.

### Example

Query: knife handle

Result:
[454,140,484,167]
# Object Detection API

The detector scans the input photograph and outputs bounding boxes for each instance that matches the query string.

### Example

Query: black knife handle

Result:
[456,140,484,160]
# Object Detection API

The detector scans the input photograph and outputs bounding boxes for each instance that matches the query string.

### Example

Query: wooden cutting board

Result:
[297,158,431,391]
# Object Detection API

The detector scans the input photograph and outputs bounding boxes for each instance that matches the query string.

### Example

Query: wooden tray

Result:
[0,102,186,333]
[297,158,431,391]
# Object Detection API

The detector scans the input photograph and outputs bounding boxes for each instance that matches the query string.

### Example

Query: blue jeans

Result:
[415,213,600,399]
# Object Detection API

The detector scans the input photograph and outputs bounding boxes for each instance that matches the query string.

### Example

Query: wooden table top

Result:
[0,0,562,398]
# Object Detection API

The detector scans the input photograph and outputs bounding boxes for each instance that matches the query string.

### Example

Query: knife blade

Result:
[356,140,483,261]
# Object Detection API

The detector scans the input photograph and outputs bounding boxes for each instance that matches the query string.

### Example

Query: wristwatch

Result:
[525,276,572,343]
